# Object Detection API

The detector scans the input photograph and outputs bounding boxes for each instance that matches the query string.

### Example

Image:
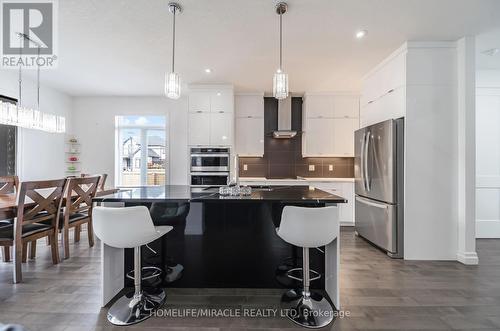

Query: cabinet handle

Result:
[368,100,374,104]
[219,111,224,113]
[247,116,253,118]
[196,110,203,113]
[387,89,394,94]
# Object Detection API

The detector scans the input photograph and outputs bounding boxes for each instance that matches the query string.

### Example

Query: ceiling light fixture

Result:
[356,30,367,39]
[0,33,65,133]
[165,2,182,100]
[482,48,500,56]
[273,2,289,100]
[205,68,212,73]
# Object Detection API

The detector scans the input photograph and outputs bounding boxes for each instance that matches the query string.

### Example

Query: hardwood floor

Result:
[0,227,499,330]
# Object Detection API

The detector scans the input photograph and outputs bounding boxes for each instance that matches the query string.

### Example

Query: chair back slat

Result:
[82,173,107,191]
[0,176,19,195]
[16,179,67,236]
[65,176,100,218]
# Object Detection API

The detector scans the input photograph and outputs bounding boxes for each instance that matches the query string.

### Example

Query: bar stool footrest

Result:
[286,267,321,282]
[126,266,162,281]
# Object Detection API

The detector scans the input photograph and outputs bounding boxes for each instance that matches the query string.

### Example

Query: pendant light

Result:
[165,2,182,99]
[273,2,289,100]
[0,32,65,133]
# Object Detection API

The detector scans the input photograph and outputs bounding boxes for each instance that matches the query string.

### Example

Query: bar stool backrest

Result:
[93,206,159,249]
[278,206,339,248]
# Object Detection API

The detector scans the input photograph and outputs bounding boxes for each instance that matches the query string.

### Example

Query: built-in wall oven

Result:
[190,147,230,190]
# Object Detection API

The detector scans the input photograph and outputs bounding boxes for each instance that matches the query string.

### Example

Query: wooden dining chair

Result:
[0,175,19,262]
[0,175,19,195]
[0,179,65,283]
[60,176,100,259]
[82,173,107,191]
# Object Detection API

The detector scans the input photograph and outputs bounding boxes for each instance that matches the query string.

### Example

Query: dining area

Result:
[0,174,116,283]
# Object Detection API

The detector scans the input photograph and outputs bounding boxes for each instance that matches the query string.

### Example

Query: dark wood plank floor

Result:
[1,227,499,330]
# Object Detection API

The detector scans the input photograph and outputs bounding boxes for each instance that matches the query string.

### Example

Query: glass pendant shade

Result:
[273,70,289,100]
[165,72,181,99]
[0,100,65,133]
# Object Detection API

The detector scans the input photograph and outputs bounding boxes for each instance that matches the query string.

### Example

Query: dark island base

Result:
[123,201,326,290]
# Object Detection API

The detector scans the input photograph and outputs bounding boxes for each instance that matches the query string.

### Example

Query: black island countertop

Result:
[93,185,347,204]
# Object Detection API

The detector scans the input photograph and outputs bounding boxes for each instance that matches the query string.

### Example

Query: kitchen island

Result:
[93,185,346,310]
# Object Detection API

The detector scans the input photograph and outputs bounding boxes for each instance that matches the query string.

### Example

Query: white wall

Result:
[476,70,500,238]
[0,70,72,181]
[71,97,188,186]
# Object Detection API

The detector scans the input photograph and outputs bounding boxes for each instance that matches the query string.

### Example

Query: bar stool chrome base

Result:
[107,288,166,326]
[281,289,335,329]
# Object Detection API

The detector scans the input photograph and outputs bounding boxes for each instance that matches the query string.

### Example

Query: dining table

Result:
[0,187,120,220]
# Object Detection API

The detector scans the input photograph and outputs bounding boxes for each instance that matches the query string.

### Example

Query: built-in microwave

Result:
[190,147,230,172]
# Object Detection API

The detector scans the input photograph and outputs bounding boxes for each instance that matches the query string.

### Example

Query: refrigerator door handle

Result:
[355,196,388,209]
[364,131,371,191]
[360,131,367,191]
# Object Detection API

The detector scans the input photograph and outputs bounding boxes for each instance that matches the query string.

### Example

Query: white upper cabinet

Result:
[303,118,335,156]
[234,94,264,156]
[235,95,264,118]
[188,85,234,146]
[188,92,211,113]
[210,112,234,146]
[303,94,360,157]
[188,112,211,145]
[236,117,264,156]
[304,95,334,118]
[332,95,360,118]
[332,118,358,156]
[361,50,406,107]
[210,90,233,113]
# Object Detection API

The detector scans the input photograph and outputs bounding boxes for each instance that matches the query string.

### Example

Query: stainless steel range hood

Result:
[273,96,297,138]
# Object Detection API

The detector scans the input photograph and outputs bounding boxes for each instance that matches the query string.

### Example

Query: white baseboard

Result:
[456,251,479,265]
[340,221,354,227]
[476,219,500,238]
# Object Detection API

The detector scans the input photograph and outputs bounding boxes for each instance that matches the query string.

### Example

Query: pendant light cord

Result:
[18,35,22,107]
[172,7,176,73]
[279,10,283,70]
[37,45,40,110]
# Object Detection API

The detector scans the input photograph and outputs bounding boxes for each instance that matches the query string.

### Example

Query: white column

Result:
[456,36,478,265]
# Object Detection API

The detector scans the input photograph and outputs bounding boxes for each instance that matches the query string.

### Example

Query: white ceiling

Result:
[30,0,500,96]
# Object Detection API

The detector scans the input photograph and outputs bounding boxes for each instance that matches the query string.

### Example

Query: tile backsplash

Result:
[238,97,354,179]
[239,156,354,179]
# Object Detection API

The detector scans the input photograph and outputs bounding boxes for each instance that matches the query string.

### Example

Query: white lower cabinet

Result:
[312,181,355,225]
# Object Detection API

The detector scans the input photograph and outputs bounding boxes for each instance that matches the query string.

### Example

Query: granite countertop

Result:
[239,177,355,183]
[93,185,347,204]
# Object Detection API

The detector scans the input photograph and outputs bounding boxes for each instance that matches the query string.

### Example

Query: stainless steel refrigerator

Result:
[354,118,404,258]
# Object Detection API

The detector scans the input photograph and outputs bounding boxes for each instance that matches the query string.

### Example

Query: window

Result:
[0,96,17,176]
[115,116,167,186]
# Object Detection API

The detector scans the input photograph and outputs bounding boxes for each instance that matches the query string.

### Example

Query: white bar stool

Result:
[93,206,173,326]
[277,206,339,329]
